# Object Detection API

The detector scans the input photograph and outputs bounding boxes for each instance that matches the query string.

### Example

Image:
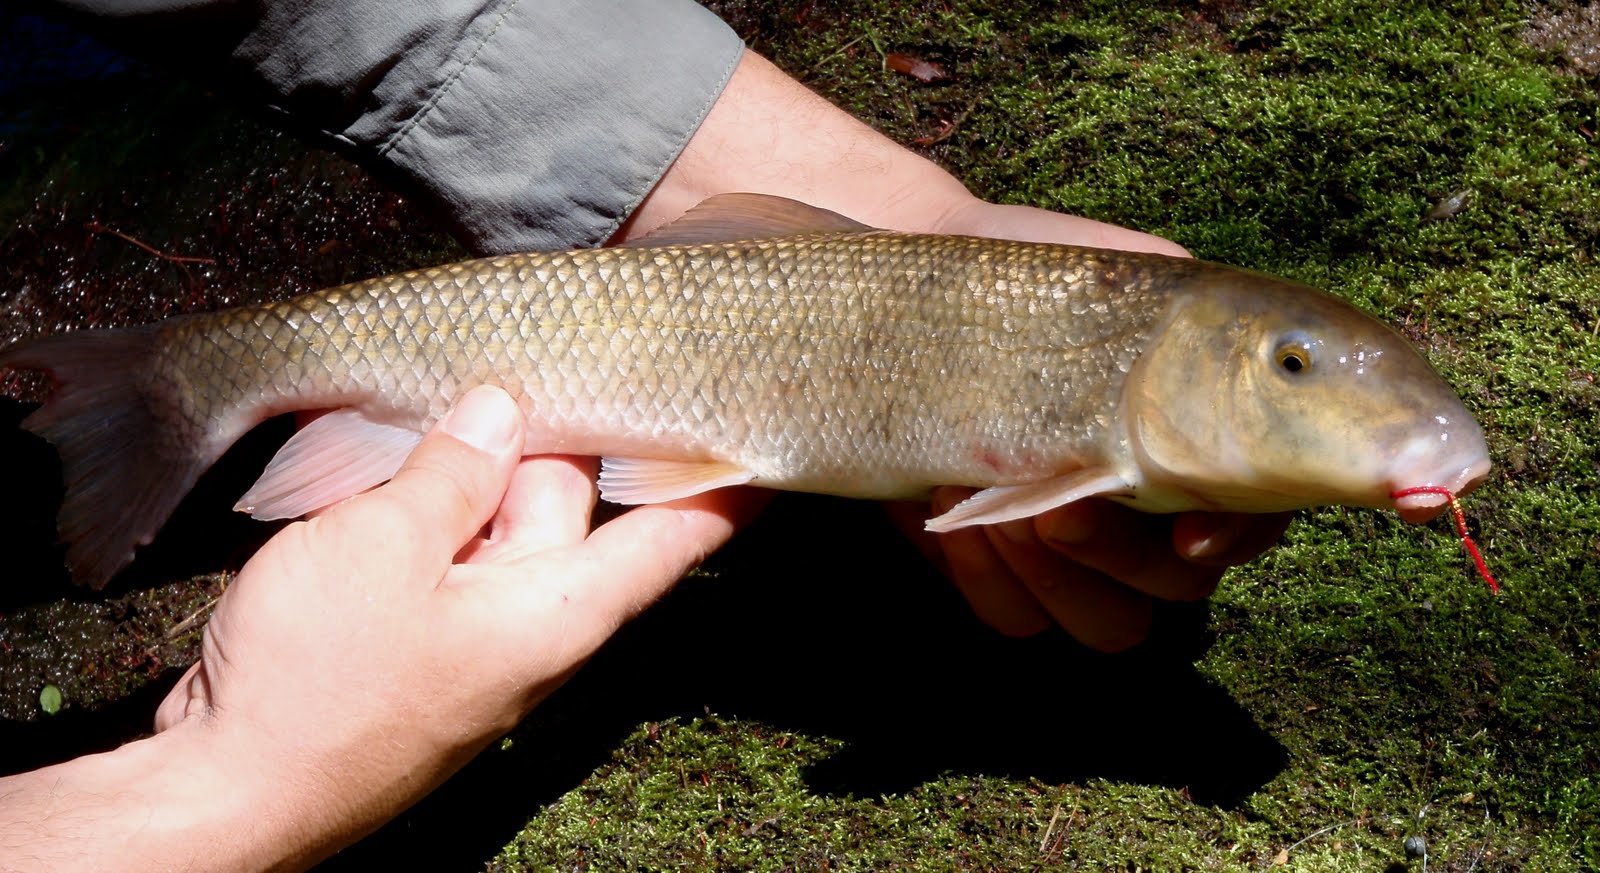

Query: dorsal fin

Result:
[615,193,875,248]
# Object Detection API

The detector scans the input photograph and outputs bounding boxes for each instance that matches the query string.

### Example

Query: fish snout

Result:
[1391,455,1492,524]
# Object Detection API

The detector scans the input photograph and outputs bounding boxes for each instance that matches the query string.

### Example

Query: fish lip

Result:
[1391,456,1492,524]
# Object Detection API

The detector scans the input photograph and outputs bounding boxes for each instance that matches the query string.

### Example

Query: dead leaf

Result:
[1423,190,1472,222]
[887,52,947,83]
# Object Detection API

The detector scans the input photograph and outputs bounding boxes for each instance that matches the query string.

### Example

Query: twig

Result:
[164,595,220,640]
[915,100,980,146]
[1464,794,1492,873]
[742,813,783,837]
[1038,803,1062,853]
[809,32,868,73]
[1035,804,1075,866]
[1283,817,1363,857]
[862,23,887,68]
[85,221,217,265]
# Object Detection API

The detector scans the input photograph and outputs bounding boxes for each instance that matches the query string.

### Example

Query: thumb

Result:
[548,486,768,637]
[324,386,525,582]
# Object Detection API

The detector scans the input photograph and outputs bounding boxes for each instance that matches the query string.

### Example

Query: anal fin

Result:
[925,469,1132,532]
[597,457,754,505]
[236,409,424,520]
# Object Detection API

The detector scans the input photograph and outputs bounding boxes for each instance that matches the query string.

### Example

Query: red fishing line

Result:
[1391,486,1498,594]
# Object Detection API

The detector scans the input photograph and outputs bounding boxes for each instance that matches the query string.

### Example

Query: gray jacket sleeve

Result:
[57,0,744,253]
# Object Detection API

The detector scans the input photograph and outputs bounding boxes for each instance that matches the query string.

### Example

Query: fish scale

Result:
[174,234,1147,488]
[0,194,1490,588]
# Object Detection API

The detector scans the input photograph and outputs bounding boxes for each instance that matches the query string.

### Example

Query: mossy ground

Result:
[1,2,1596,870]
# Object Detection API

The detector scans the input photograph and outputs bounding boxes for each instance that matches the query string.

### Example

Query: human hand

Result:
[150,386,756,869]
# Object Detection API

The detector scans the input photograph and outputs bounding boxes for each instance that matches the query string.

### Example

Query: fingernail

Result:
[1039,507,1095,545]
[1185,520,1240,560]
[441,386,518,453]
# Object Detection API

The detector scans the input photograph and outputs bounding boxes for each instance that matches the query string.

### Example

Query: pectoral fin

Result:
[597,457,755,505]
[924,469,1133,532]
[236,409,424,520]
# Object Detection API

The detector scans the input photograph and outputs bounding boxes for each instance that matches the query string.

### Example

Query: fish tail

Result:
[2,324,220,588]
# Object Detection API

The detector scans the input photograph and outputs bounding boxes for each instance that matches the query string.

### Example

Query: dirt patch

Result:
[1524,1,1600,75]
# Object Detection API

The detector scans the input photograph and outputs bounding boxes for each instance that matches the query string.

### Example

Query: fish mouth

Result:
[1391,456,1492,524]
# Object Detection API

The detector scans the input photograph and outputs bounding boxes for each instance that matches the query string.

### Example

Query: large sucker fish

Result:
[1,194,1490,589]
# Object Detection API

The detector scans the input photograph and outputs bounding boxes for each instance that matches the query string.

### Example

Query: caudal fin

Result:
[2,326,218,588]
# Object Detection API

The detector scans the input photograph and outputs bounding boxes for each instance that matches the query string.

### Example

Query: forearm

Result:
[0,715,479,873]
[0,725,277,872]
[622,49,1188,256]
[620,49,970,238]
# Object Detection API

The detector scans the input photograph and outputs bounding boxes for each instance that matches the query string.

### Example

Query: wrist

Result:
[202,689,508,866]
[129,718,325,871]
[180,703,472,871]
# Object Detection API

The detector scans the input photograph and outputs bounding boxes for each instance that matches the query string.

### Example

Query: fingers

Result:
[569,486,769,623]
[451,485,767,707]
[465,485,768,660]
[1032,501,1225,602]
[483,455,599,556]
[584,486,766,580]
[154,661,206,732]
[925,489,1052,637]
[985,521,1154,652]
[917,490,1160,649]
[1172,511,1295,567]
[921,495,1285,652]
[321,386,524,583]
[942,527,1056,638]
[920,487,1156,650]
[881,498,950,574]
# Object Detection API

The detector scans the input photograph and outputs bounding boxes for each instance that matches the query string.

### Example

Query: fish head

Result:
[1123,272,1489,522]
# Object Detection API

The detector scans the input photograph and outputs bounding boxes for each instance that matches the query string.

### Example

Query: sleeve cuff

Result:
[352,0,744,252]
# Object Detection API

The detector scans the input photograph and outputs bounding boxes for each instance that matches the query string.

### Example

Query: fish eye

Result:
[1274,337,1313,375]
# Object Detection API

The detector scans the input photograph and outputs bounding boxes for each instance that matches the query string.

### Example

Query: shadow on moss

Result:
[315,497,1287,871]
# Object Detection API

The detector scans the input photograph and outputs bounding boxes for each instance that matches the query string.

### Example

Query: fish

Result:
[0,193,1491,589]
